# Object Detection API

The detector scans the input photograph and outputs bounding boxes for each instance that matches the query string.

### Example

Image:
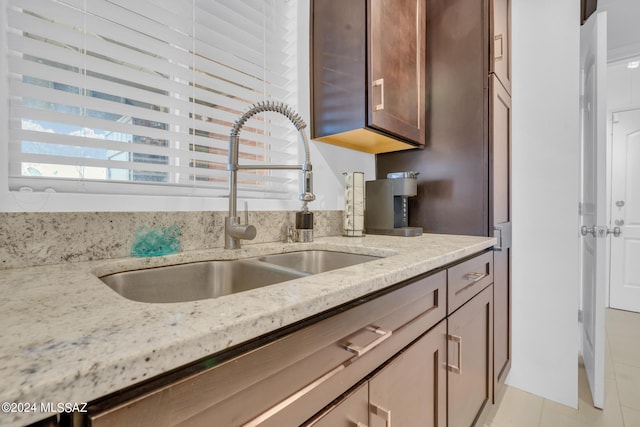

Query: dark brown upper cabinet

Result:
[311,0,426,154]
[581,0,598,25]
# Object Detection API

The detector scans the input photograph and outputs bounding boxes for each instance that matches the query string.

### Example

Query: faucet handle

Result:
[240,200,256,239]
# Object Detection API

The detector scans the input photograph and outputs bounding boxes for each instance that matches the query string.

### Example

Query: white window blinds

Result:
[4,0,299,199]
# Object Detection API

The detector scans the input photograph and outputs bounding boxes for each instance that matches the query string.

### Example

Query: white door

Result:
[580,11,607,409]
[610,109,640,312]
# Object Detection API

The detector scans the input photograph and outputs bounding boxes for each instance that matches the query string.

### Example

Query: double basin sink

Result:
[100,250,381,304]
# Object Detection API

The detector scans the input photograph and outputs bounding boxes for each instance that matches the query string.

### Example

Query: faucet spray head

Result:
[300,164,315,203]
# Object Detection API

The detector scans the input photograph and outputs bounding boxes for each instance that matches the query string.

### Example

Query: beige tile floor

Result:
[486,308,640,427]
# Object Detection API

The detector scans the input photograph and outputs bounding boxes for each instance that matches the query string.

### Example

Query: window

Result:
[3,0,299,200]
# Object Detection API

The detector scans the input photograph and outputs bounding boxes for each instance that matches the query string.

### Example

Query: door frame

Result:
[606,107,640,310]
[603,51,640,308]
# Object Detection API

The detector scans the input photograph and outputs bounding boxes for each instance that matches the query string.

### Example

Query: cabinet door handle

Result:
[370,403,391,427]
[373,78,384,111]
[447,334,462,375]
[464,272,487,283]
[345,326,392,357]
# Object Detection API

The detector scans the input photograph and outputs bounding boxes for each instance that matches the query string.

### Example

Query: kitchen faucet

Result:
[225,101,315,249]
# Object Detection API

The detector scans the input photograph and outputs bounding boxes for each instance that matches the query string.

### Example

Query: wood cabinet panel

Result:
[369,320,447,427]
[493,248,510,393]
[369,0,426,145]
[491,76,511,227]
[448,284,493,427]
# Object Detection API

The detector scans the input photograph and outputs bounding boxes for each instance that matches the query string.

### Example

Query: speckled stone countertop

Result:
[0,234,495,427]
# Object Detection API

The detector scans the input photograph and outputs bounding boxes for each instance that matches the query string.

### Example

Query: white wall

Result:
[598,0,640,62]
[509,0,580,408]
[608,55,640,110]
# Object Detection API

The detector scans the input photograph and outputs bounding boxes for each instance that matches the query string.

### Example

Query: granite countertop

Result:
[0,233,495,426]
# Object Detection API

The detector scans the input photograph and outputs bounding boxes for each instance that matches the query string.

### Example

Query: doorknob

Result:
[616,200,625,208]
[607,227,622,237]
[581,225,596,237]
[615,219,624,226]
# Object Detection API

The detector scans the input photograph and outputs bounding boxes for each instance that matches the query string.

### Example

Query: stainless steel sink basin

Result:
[99,250,382,303]
[100,259,307,303]
[257,250,381,275]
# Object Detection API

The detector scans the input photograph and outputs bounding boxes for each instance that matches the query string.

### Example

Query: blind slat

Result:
[13,151,293,186]
[12,127,296,168]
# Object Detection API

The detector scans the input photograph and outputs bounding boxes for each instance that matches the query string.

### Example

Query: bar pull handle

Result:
[494,34,504,60]
[447,334,462,375]
[370,403,391,427]
[464,272,487,283]
[373,78,384,111]
[345,326,392,357]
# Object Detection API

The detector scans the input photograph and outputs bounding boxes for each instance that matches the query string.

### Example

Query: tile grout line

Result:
[607,331,625,427]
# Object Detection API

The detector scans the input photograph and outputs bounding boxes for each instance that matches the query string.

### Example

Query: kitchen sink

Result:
[257,250,381,275]
[99,250,382,303]
[100,259,307,303]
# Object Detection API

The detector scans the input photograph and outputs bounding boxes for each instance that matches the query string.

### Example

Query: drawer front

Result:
[447,251,493,313]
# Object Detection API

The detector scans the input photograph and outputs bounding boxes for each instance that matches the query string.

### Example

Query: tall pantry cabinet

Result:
[376,0,513,406]
[489,0,512,402]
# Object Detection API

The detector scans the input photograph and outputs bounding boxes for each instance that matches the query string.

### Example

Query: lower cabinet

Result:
[307,321,448,427]
[79,250,501,427]
[448,284,494,427]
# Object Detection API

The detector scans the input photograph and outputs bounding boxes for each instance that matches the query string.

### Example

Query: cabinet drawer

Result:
[448,251,493,313]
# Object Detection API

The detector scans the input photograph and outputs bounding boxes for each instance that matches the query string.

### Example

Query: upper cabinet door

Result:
[490,0,511,94]
[311,0,426,153]
[369,0,427,145]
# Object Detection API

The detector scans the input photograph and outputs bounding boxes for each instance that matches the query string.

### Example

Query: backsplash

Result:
[0,210,343,270]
